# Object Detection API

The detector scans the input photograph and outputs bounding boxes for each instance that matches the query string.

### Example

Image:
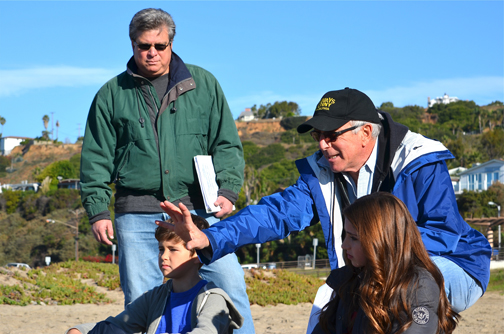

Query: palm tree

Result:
[0,116,5,137]
[41,115,50,140]
[56,120,60,140]
[243,165,261,207]
[42,115,49,130]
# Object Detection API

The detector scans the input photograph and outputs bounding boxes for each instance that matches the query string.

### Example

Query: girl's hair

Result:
[155,214,209,256]
[319,192,459,334]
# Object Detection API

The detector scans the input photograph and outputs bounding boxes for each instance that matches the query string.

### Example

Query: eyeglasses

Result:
[310,125,360,142]
[134,41,171,51]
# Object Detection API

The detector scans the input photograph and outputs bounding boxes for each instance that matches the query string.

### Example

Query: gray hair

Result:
[129,8,176,42]
[350,112,383,138]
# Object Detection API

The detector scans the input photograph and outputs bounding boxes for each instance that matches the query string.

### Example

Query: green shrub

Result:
[46,188,82,212]
[280,129,312,144]
[245,269,321,305]
[35,160,77,186]
[487,269,504,293]
[0,155,10,178]
[20,191,40,220]
[260,159,299,188]
[69,153,81,173]
[247,144,286,169]
[2,189,21,214]
[0,262,117,305]
[280,116,309,131]
[0,284,32,306]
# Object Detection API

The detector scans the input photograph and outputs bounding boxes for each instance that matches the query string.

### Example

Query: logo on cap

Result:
[316,97,336,111]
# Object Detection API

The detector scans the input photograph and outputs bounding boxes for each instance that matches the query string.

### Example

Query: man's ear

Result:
[360,123,374,146]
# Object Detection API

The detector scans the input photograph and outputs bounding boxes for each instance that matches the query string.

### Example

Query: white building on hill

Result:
[428,93,459,108]
[449,167,467,195]
[0,136,31,156]
[458,160,504,192]
[237,108,255,121]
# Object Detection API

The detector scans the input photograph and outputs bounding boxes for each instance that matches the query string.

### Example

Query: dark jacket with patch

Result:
[311,265,440,334]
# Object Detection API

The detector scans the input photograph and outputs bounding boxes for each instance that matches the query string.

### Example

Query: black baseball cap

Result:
[297,88,380,133]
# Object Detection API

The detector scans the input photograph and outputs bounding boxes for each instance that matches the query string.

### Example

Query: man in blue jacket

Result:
[160,88,491,316]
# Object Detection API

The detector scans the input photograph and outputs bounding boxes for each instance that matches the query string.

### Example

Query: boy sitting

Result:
[67,215,243,334]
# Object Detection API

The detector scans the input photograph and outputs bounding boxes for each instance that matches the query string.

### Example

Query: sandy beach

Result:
[0,287,502,334]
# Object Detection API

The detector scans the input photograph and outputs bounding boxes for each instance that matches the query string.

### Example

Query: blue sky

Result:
[1,1,503,144]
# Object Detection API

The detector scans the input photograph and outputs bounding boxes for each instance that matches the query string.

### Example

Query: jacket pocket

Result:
[113,142,134,183]
[175,116,208,154]
[115,138,161,191]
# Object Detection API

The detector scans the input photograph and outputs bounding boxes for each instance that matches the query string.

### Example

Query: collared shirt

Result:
[343,139,379,204]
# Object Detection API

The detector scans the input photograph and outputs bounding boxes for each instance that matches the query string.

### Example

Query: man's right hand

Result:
[158,201,210,250]
[92,219,114,245]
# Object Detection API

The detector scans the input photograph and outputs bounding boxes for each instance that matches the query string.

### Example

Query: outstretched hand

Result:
[158,201,210,250]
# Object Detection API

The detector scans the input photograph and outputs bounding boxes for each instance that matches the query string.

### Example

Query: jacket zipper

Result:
[135,87,145,128]
[148,84,166,200]
[197,290,211,317]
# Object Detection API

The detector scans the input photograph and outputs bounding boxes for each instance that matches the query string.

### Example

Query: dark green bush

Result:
[20,191,40,220]
[280,129,312,144]
[247,144,286,169]
[280,116,309,131]
[46,188,82,213]
[0,156,10,178]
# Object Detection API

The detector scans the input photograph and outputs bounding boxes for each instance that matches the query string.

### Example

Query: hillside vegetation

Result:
[1,100,503,267]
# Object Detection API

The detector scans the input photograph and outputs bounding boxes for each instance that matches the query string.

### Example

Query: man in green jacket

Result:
[80,8,254,333]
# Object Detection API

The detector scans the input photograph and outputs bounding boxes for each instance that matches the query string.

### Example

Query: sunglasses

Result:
[310,125,360,142]
[134,41,171,51]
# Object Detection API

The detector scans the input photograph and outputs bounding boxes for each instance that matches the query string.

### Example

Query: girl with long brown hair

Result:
[314,192,459,334]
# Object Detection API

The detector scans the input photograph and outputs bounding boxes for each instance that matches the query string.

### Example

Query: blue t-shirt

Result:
[155,280,208,334]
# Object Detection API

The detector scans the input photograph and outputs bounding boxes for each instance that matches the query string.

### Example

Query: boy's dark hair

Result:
[155,214,210,256]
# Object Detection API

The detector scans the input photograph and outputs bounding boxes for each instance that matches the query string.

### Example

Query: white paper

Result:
[194,155,221,213]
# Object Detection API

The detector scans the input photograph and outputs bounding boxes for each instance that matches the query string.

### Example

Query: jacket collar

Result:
[326,265,362,290]
[126,51,192,89]
[126,52,195,114]
[372,111,409,192]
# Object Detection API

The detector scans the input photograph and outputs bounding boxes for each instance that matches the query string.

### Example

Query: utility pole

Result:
[70,208,85,262]
[46,208,84,262]
[47,218,78,261]
[255,243,261,266]
[312,238,318,269]
[488,201,501,250]
[112,244,117,264]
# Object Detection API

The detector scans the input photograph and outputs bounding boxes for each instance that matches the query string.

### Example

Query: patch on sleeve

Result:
[412,306,430,325]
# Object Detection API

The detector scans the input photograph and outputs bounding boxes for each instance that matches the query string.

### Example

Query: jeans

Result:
[115,211,255,334]
[430,256,483,313]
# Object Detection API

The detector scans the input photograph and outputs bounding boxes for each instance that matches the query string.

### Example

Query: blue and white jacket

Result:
[201,112,491,291]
